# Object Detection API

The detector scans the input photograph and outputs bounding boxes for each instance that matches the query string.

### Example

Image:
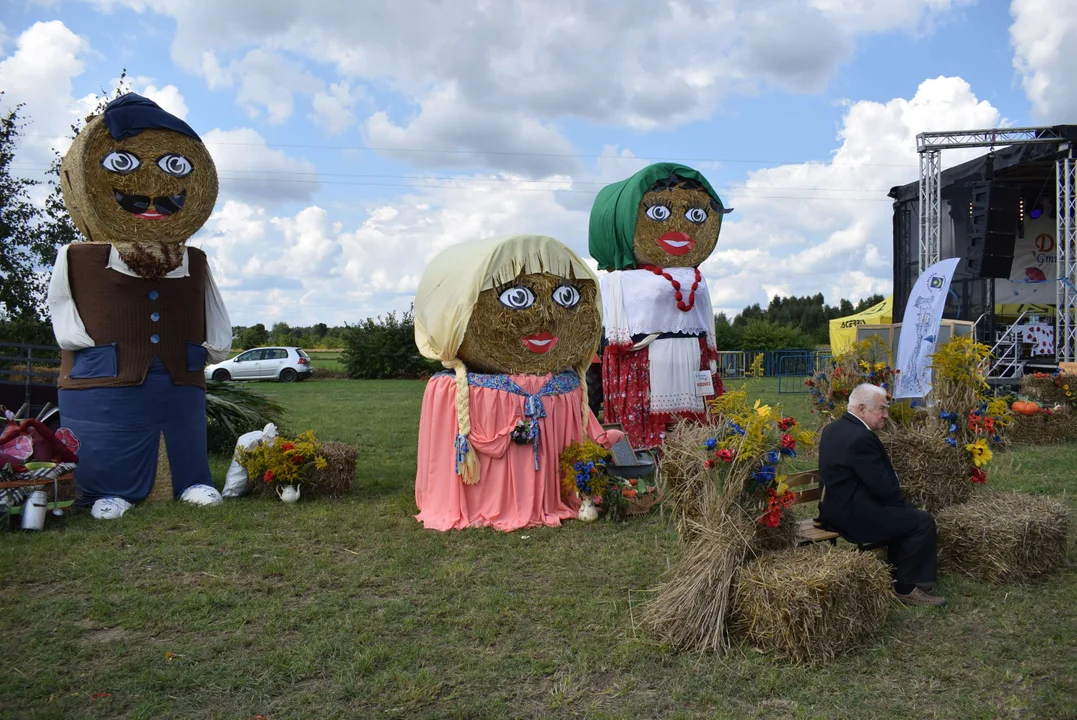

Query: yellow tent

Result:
[828,296,893,355]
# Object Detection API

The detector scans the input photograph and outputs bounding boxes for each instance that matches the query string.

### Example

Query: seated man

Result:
[818,384,946,607]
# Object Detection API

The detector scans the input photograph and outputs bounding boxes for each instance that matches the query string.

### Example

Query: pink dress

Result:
[415,372,623,531]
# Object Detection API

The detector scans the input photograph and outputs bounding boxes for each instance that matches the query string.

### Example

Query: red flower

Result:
[780,434,796,451]
[263,470,275,483]
[983,417,995,432]
[715,449,734,463]
[970,467,987,484]
[281,442,295,451]
[704,459,715,469]
[762,511,782,528]
[777,417,797,431]
[292,454,304,464]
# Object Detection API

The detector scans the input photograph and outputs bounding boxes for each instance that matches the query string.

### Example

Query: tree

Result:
[0,101,52,322]
[236,323,268,349]
[341,309,439,379]
[269,322,294,346]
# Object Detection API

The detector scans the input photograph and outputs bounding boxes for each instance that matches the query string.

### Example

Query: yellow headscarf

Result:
[414,234,600,484]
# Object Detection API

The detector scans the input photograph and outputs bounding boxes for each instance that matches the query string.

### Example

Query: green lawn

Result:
[2,378,1074,719]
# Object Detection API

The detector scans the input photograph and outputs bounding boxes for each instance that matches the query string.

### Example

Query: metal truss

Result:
[1058,155,1077,362]
[914,125,1077,363]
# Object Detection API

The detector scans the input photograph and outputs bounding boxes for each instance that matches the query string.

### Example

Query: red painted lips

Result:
[658,231,696,256]
[522,332,559,353]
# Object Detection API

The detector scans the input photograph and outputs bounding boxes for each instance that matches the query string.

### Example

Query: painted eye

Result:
[101,151,141,174]
[498,286,535,310]
[685,208,708,224]
[552,285,581,309]
[157,154,193,178]
[645,205,671,221]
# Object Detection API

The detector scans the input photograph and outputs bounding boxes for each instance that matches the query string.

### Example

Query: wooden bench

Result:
[786,469,839,546]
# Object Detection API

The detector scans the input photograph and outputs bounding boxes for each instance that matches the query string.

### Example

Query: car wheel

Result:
[212,369,231,382]
[280,368,298,383]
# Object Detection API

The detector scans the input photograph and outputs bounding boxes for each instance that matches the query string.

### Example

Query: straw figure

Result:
[588,163,732,449]
[413,235,624,531]
[47,93,231,520]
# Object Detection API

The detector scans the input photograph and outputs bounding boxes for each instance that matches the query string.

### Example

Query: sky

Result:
[1,0,1075,328]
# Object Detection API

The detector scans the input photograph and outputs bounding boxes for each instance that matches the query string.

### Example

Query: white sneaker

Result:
[180,484,223,506]
[91,497,133,520]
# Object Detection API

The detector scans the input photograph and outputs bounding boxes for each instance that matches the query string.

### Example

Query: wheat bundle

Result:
[641,506,757,653]
[729,545,892,665]
[880,423,971,512]
[935,491,1071,583]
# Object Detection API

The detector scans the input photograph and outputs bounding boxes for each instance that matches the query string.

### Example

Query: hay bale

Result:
[880,423,971,512]
[936,492,1071,583]
[642,507,756,653]
[729,546,892,665]
[660,420,724,537]
[752,508,798,553]
[1007,410,1076,445]
[1019,374,1068,406]
[146,433,172,503]
[308,441,358,498]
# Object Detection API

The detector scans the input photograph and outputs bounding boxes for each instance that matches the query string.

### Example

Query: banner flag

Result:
[894,258,961,399]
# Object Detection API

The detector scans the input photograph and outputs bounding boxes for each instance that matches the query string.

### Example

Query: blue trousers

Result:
[59,359,212,505]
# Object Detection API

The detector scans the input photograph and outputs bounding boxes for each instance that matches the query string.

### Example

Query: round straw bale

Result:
[729,545,892,665]
[61,114,218,245]
[935,491,1071,584]
[880,423,971,512]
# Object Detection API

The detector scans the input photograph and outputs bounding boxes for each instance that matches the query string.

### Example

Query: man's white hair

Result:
[849,383,888,409]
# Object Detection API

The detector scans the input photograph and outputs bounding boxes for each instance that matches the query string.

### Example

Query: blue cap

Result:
[102,93,202,143]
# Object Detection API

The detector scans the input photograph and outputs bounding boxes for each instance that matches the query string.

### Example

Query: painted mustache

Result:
[113,189,187,219]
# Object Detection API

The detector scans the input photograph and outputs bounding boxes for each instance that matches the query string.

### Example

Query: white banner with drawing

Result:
[894,258,961,399]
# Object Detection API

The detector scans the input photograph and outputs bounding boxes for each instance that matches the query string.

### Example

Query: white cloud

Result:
[0,21,95,168]
[701,76,1003,314]
[309,81,359,135]
[201,127,321,204]
[140,84,189,120]
[364,83,580,176]
[73,0,973,173]
[1010,0,1077,121]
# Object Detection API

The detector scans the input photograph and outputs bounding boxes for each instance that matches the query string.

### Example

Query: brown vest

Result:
[58,244,208,389]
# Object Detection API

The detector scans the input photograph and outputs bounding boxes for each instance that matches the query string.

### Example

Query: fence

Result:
[715,349,832,379]
[0,342,61,419]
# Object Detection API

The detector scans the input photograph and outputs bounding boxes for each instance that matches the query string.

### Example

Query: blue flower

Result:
[781,448,797,458]
[949,423,957,433]
[585,461,595,472]
[728,422,746,436]
[704,437,718,450]
[765,450,781,464]
[945,437,957,448]
[573,461,586,472]
[992,434,1001,444]
[753,465,776,484]
[911,401,919,408]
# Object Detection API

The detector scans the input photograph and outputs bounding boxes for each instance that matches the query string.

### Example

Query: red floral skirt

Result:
[602,338,724,449]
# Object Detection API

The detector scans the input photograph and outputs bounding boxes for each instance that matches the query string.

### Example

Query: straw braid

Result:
[447,358,480,484]
[576,362,591,442]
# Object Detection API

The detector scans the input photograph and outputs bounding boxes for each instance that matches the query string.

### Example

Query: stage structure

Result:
[890,125,1077,374]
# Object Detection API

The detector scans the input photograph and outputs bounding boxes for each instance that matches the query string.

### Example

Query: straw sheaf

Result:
[641,506,758,653]
[879,421,971,512]
[660,420,739,539]
[632,186,722,269]
[1018,374,1069,406]
[61,115,218,245]
[1006,410,1077,445]
[729,546,892,665]
[457,272,600,376]
[935,491,1071,583]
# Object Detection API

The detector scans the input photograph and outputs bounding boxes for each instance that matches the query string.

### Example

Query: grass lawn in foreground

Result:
[1,378,1074,719]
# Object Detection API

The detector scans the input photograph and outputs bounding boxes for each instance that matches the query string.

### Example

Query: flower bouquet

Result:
[559,440,612,522]
[236,430,326,502]
[806,336,896,420]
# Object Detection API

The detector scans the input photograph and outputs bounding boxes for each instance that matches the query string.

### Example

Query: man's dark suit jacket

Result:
[817,412,917,543]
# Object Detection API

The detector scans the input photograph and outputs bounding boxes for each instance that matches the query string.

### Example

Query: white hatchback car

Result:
[205,346,313,383]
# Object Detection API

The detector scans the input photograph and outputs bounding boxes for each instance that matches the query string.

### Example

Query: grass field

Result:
[1,378,1074,719]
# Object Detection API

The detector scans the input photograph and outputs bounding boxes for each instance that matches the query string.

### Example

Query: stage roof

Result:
[888,124,1077,203]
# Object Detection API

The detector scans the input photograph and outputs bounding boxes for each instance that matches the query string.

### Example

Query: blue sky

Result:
[1,0,1074,326]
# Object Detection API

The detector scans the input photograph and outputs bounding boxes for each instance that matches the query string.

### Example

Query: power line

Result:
[16,134,919,168]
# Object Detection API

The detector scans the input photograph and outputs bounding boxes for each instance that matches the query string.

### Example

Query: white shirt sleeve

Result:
[45,245,96,351]
[203,264,232,364]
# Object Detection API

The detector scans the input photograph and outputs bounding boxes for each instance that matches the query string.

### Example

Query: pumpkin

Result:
[1011,400,1041,416]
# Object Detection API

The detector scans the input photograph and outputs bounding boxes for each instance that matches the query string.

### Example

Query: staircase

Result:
[984,311,1028,387]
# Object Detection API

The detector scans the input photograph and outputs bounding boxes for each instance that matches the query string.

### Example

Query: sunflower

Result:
[965,438,993,468]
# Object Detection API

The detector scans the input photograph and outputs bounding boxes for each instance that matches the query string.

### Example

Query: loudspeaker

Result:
[966,182,1019,278]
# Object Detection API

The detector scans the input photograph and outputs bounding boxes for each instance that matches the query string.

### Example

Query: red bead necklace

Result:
[640,265,701,312]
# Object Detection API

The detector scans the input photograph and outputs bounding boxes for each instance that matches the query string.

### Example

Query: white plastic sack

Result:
[222,423,278,498]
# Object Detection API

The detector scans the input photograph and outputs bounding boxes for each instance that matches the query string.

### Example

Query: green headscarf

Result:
[587,162,729,271]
